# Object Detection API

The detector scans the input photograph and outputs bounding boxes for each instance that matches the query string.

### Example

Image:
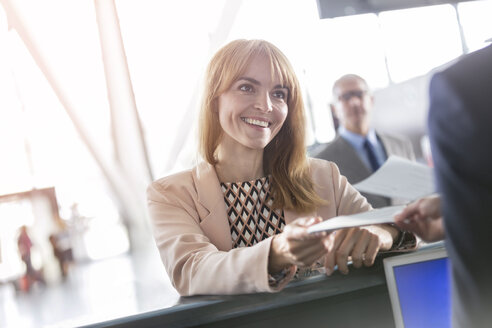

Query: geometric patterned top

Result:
[220,176,286,248]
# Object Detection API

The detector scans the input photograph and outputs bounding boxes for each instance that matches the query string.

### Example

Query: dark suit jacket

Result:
[428,44,492,328]
[311,133,415,208]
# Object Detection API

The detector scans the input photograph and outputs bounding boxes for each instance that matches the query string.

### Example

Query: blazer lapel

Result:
[336,136,372,182]
[375,133,389,158]
[193,162,232,251]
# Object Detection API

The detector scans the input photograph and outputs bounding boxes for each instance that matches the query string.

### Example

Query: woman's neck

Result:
[215,145,265,183]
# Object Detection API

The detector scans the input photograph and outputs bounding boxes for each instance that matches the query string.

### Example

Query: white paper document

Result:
[307,205,405,234]
[307,156,434,234]
[353,156,435,201]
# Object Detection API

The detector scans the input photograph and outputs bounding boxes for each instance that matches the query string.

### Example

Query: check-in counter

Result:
[81,256,399,327]
[80,242,445,328]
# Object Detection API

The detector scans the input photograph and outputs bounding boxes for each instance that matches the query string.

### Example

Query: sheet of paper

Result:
[307,205,405,234]
[353,156,435,201]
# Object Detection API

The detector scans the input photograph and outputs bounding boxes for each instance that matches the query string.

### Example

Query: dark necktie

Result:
[363,138,380,172]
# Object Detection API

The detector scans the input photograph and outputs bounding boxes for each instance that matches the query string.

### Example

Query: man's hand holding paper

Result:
[308,156,435,234]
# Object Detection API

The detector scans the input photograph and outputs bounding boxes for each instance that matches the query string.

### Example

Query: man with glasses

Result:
[312,74,415,208]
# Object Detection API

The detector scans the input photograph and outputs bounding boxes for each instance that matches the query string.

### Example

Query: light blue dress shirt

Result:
[338,126,387,171]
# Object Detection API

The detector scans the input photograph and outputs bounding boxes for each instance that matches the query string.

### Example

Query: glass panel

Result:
[379,4,463,83]
[0,1,128,262]
[305,13,389,143]
[116,0,227,174]
[458,0,492,52]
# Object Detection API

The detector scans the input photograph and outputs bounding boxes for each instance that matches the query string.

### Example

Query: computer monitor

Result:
[383,247,451,328]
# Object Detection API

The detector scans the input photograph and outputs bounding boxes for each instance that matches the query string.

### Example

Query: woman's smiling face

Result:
[217,54,289,151]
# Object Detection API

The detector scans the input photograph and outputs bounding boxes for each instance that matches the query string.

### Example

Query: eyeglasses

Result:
[338,90,368,102]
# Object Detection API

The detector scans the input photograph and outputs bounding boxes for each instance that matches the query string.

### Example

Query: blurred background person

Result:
[17,225,45,291]
[312,74,415,208]
[49,230,73,279]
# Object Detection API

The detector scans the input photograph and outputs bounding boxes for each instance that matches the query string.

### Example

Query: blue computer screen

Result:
[394,257,451,328]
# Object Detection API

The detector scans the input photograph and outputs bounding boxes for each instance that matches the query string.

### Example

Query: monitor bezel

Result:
[383,246,448,328]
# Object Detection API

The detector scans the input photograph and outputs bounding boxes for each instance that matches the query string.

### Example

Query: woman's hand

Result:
[394,195,444,242]
[324,224,397,275]
[268,217,329,274]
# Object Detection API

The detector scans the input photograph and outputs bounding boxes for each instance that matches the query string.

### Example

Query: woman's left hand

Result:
[324,225,397,275]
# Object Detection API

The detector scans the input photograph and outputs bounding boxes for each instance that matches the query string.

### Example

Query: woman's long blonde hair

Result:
[199,39,325,213]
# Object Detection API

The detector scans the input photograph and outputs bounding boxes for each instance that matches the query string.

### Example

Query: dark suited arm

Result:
[428,67,492,326]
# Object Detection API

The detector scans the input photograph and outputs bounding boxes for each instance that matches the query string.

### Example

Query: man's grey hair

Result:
[332,74,370,98]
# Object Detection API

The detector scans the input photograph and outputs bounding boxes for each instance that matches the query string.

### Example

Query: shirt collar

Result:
[338,126,378,149]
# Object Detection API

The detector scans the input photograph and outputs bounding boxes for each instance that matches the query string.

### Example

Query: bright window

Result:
[304,13,389,143]
[458,0,492,52]
[379,4,463,83]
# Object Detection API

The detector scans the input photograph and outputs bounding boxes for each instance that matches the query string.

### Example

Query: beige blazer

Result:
[147,158,371,296]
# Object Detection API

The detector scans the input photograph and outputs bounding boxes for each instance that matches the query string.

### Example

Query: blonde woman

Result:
[148,39,412,296]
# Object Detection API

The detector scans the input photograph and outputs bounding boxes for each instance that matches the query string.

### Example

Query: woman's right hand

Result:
[268,217,329,274]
